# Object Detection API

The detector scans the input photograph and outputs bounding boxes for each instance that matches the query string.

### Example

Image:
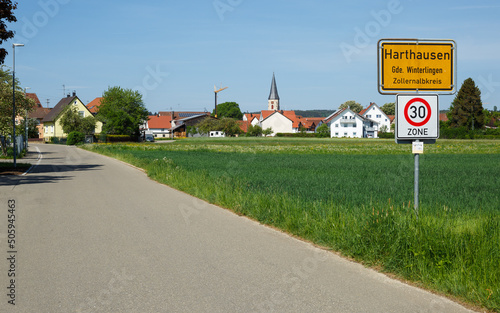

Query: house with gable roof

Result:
[26,93,51,139]
[325,108,379,138]
[259,110,294,136]
[145,115,172,138]
[42,92,102,141]
[359,102,391,133]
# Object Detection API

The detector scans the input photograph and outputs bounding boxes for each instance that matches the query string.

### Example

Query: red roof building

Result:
[86,97,103,114]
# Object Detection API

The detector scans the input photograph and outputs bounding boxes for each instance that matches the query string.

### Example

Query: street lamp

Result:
[12,43,24,168]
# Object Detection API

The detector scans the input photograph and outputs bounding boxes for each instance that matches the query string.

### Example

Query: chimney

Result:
[72,91,76,97]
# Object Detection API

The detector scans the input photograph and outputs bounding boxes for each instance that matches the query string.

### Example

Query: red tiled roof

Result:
[244,113,260,122]
[147,115,172,129]
[439,113,448,122]
[260,110,276,120]
[86,97,103,113]
[281,110,299,128]
[26,93,42,107]
[237,120,250,133]
[388,115,395,123]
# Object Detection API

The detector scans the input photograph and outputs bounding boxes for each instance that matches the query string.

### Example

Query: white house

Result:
[259,110,294,136]
[325,108,379,138]
[243,113,260,126]
[359,102,391,133]
[145,115,172,138]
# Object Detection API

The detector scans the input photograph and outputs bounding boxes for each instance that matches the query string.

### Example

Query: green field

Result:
[83,138,500,312]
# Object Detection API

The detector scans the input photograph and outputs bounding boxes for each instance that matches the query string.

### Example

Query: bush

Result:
[67,131,85,145]
[378,132,395,139]
[106,135,138,143]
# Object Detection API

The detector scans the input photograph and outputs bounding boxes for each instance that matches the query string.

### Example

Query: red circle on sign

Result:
[404,98,432,127]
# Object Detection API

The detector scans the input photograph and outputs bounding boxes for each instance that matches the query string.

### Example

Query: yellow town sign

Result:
[378,39,456,94]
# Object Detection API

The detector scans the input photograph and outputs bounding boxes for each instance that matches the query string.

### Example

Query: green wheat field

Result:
[83,138,500,312]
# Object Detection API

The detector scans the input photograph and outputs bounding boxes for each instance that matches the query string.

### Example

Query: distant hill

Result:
[295,110,336,118]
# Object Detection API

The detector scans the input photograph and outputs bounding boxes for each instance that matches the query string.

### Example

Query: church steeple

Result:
[268,73,280,111]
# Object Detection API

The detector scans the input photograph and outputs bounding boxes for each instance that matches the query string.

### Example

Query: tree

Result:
[0,1,17,64]
[219,117,242,137]
[197,117,242,137]
[339,100,363,113]
[212,102,243,119]
[97,86,149,137]
[315,123,330,137]
[448,78,485,129]
[262,127,273,137]
[27,118,39,138]
[0,69,35,155]
[381,102,395,115]
[59,106,97,135]
[197,117,219,135]
[246,124,262,137]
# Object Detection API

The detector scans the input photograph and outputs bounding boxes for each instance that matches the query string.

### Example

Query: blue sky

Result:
[5,0,500,113]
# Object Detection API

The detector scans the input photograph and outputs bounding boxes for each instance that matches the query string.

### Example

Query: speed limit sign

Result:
[396,94,439,141]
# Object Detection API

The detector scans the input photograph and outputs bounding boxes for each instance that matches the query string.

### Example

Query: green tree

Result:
[59,106,97,135]
[219,117,242,137]
[97,86,149,137]
[27,118,39,138]
[262,127,273,137]
[197,117,219,135]
[315,123,330,138]
[212,102,243,119]
[0,1,17,64]
[246,124,263,137]
[339,100,363,113]
[0,74,35,155]
[448,78,485,129]
[59,106,81,134]
[381,102,395,115]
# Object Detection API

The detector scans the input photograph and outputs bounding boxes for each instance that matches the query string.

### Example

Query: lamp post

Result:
[12,43,24,167]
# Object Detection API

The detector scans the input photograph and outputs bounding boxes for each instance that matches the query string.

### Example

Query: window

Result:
[335,124,339,128]
[79,111,84,118]
[353,123,357,127]
[344,132,348,136]
[335,132,339,136]
[376,114,381,118]
[353,132,357,136]
[367,114,371,118]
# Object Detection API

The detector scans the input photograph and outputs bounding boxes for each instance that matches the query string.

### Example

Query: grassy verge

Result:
[82,138,500,311]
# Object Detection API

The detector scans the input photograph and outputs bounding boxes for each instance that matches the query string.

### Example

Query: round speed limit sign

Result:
[396,94,439,140]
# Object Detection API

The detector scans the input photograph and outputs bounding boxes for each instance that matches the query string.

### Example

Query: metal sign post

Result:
[395,94,438,219]
[378,38,455,218]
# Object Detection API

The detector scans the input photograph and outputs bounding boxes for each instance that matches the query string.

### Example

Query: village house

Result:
[42,93,103,141]
[325,108,379,138]
[359,102,391,133]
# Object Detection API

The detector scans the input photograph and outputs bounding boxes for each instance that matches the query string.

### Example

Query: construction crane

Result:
[214,84,228,118]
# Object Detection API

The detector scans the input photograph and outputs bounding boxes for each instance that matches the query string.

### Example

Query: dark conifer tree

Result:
[448,78,485,129]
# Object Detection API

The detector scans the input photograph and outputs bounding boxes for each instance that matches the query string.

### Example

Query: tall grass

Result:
[83,140,500,311]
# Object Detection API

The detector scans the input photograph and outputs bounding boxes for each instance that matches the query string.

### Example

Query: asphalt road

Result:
[0,144,476,313]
